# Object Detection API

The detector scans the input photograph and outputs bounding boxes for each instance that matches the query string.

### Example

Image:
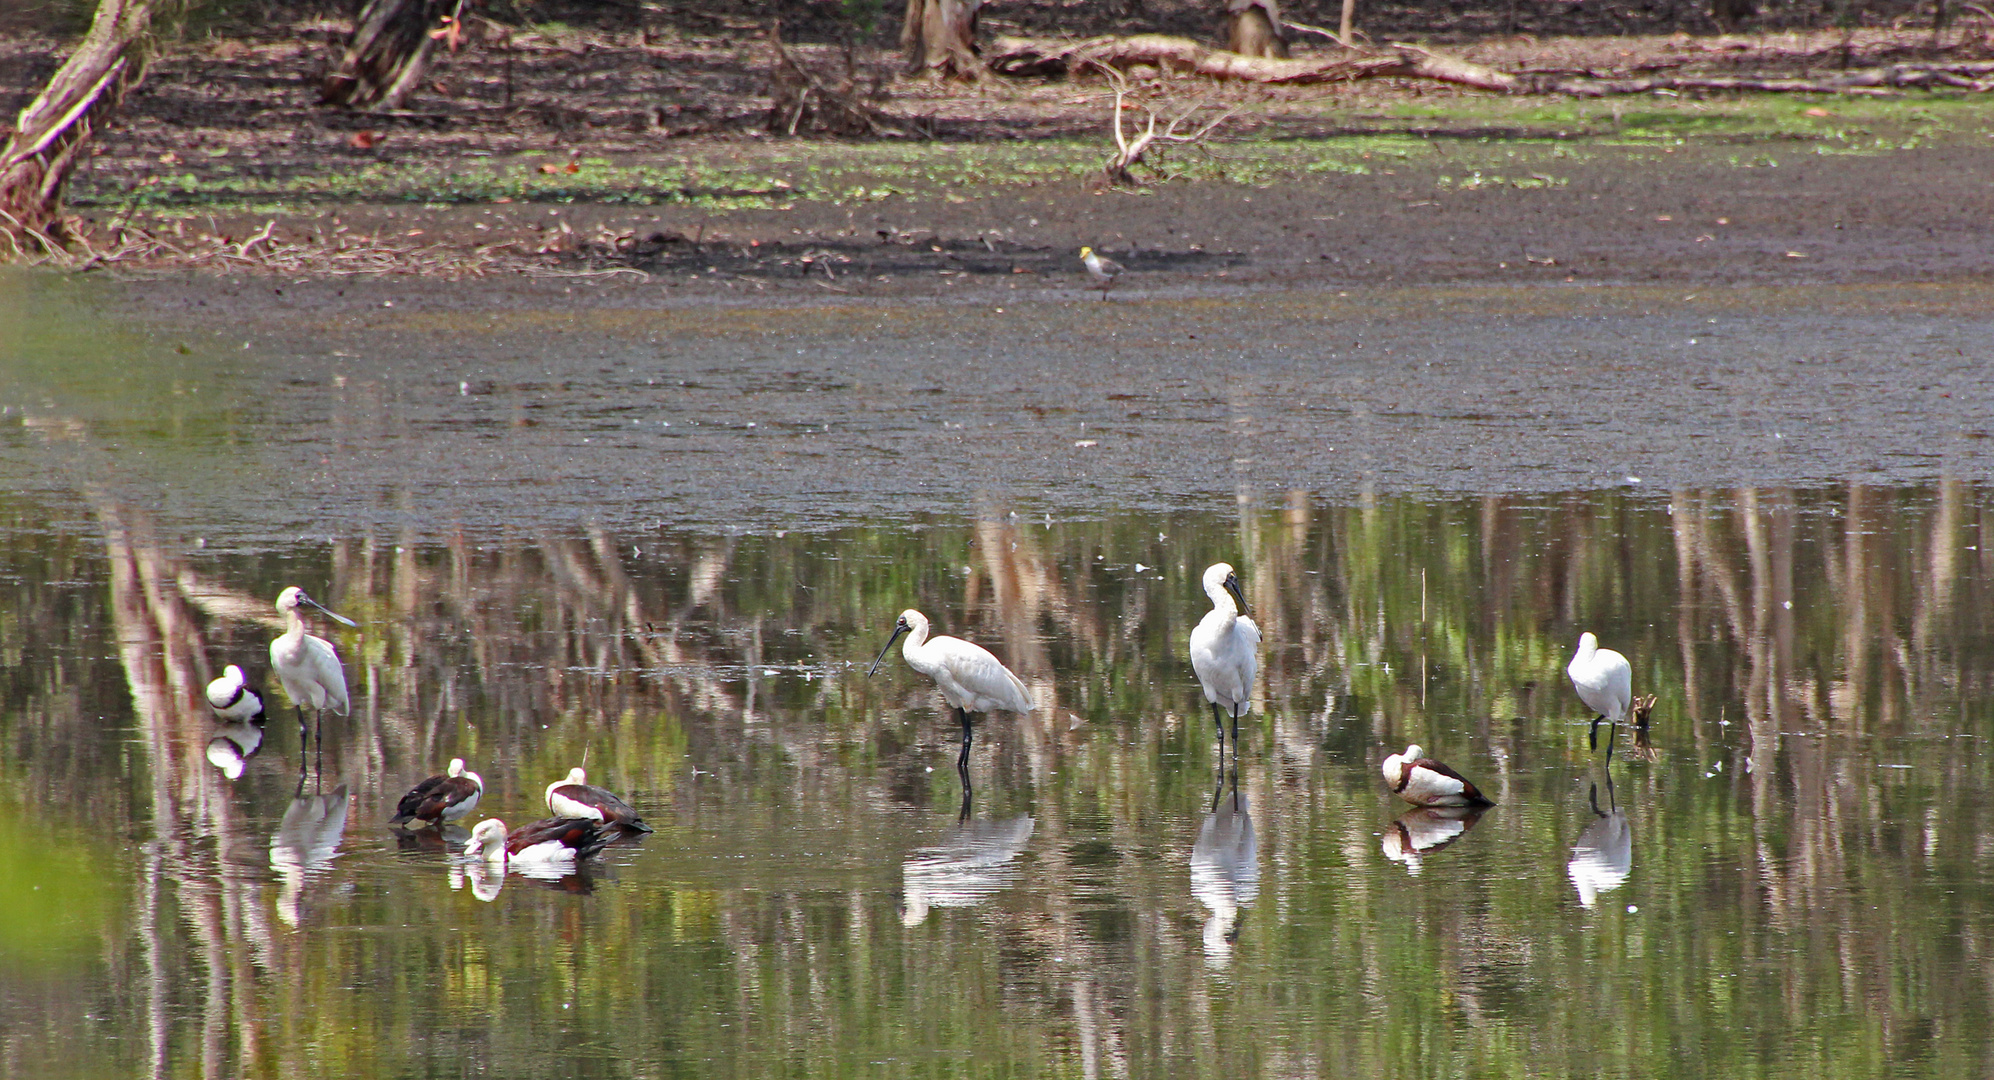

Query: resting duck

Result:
[545,767,653,832]
[389,758,484,829]
[205,664,267,725]
[463,817,610,868]
[1380,744,1493,807]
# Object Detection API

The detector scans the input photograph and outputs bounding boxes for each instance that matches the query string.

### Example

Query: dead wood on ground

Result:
[988,34,1516,90]
[1094,65,1234,185]
[990,34,1994,95]
[767,24,923,136]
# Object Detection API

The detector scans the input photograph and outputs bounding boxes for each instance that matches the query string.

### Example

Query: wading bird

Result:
[205,664,266,725]
[463,817,610,870]
[1567,632,1633,760]
[268,586,356,757]
[1079,245,1124,298]
[1190,562,1260,757]
[1380,744,1494,807]
[545,766,653,832]
[389,758,485,829]
[868,609,1034,771]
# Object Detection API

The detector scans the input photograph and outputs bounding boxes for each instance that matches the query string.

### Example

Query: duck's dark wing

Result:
[390,773,449,824]
[509,816,610,859]
[551,782,654,832]
[1412,757,1491,804]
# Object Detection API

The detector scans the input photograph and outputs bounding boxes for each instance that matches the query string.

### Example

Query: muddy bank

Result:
[7,271,1993,545]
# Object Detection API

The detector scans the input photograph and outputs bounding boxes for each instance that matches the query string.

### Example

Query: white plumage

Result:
[900,815,1037,927]
[1380,804,1488,876]
[1380,744,1492,807]
[463,817,609,879]
[1191,784,1259,965]
[1568,631,1633,755]
[206,721,265,780]
[1568,782,1632,908]
[1189,562,1260,752]
[869,608,1033,767]
[268,586,356,753]
[205,664,265,724]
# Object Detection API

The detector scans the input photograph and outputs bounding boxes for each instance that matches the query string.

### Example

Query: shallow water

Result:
[2,272,1993,1078]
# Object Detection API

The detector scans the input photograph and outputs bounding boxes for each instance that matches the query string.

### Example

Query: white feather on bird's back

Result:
[1567,632,1631,721]
[891,609,1033,715]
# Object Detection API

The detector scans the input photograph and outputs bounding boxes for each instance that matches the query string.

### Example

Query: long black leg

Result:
[1588,714,1603,750]
[1229,703,1240,749]
[1210,702,1227,753]
[1603,715,1618,765]
[1209,760,1226,813]
[956,707,974,770]
[956,766,973,825]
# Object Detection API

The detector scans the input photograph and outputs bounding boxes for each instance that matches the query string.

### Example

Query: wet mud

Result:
[10,269,1992,548]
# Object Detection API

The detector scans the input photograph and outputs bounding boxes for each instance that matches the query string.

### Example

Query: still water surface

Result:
[2,273,1993,1078]
[4,487,1990,1078]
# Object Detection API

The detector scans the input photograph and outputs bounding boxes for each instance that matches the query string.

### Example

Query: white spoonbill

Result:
[463,817,610,872]
[868,609,1034,769]
[1381,744,1493,807]
[389,758,484,829]
[268,586,356,755]
[205,664,267,725]
[1567,632,1633,759]
[1189,562,1260,755]
[546,766,654,833]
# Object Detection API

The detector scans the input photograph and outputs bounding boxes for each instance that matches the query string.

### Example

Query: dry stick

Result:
[1285,20,1360,48]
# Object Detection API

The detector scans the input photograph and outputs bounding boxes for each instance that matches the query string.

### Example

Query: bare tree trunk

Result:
[321,0,456,109]
[0,0,156,254]
[1225,0,1289,58]
[900,0,984,79]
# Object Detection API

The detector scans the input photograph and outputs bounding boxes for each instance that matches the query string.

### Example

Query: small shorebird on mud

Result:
[1079,246,1124,298]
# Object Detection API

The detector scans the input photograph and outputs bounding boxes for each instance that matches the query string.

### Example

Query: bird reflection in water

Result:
[1568,776,1632,909]
[900,804,1036,928]
[205,720,265,781]
[450,862,505,903]
[269,774,350,928]
[1191,774,1259,967]
[1380,804,1489,876]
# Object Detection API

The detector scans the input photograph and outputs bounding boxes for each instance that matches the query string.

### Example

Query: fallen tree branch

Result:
[1093,63,1235,185]
[1530,62,1994,94]
[989,34,1515,91]
[991,34,1994,96]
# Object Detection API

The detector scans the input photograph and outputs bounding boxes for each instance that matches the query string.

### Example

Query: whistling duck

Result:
[1381,744,1493,807]
[463,817,610,868]
[389,757,484,828]
[544,767,653,832]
